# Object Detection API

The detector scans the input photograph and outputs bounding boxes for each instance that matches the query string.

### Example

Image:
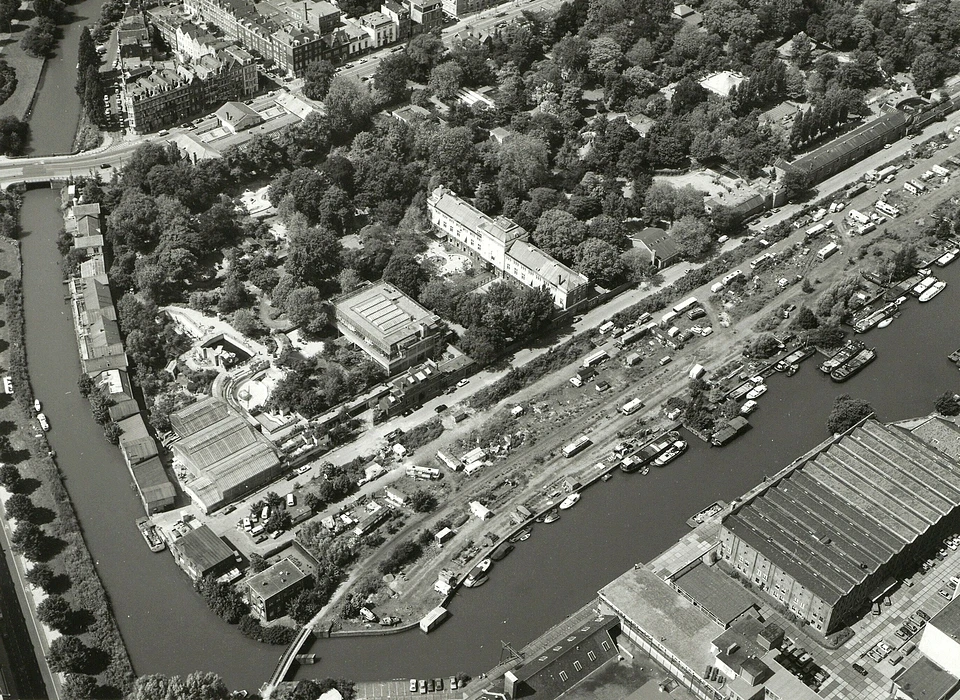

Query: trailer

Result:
[618,327,645,347]
[562,436,592,458]
[672,297,699,314]
[875,200,900,218]
[620,398,644,415]
[847,209,870,225]
[817,242,840,261]
[805,223,827,240]
[582,349,609,369]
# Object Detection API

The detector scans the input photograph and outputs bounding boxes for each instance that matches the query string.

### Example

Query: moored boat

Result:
[740,400,758,415]
[935,248,959,266]
[877,317,893,328]
[491,541,515,560]
[137,517,165,553]
[912,275,937,297]
[653,440,687,466]
[543,509,560,523]
[785,364,799,377]
[464,558,492,587]
[558,493,581,510]
[919,280,947,302]
[745,384,767,400]
[33,399,41,413]
[819,340,864,373]
[37,413,50,432]
[830,347,877,382]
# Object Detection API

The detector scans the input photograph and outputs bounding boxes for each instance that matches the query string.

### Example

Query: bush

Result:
[0,60,17,107]
[397,418,444,451]
[410,489,438,513]
[4,279,35,412]
[378,540,422,575]
[237,614,296,645]
[935,392,960,417]
[826,394,874,434]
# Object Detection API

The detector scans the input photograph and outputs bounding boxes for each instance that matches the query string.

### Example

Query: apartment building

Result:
[427,186,591,310]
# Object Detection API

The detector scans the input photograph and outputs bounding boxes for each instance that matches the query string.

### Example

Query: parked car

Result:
[917,610,931,621]
[434,678,443,691]
[853,664,868,677]
[409,679,418,693]
[434,404,448,414]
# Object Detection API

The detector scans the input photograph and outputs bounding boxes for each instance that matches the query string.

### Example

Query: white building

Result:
[427,186,591,310]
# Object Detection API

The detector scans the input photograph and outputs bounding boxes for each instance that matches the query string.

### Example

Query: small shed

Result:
[434,527,455,546]
[470,501,492,520]
[420,605,449,633]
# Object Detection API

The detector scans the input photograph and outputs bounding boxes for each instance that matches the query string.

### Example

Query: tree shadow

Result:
[0,268,9,281]
[12,477,40,495]
[95,684,120,699]
[0,339,9,354]
[0,394,12,410]
[6,448,32,464]
[46,572,71,595]
[0,420,17,436]
[62,607,95,634]
[83,647,111,676]
[35,534,66,562]
[29,505,55,525]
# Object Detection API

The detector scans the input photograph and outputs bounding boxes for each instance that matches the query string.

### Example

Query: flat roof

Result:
[246,557,307,599]
[911,416,960,463]
[931,595,960,637]
[722,420,960,604]
[673,561,756,626]
[897,657,960,700]
[336,282,440,348]
[600,566,722,674]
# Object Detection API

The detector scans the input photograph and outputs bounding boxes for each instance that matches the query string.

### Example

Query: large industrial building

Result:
[169,397,283,513]
[719,419,960,633]
[427,186,592,310]
[334,282,446,375]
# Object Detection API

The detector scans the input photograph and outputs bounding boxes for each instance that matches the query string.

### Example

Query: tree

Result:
[574,238,624,287]
[374,53,412,104]
[935,392,960,416]
[249,553,270,573]
[286,226,343,286]
[0,116,29,156]
[127,672,230,700]
[20,18,57,58]
[428,61,464,101]
[671,215,714,260]
[458,326,501,365]
[532,209,588,263]
[405,33,447,81]
[826,394,874,434]
[195,575,248,623]
[781,169,812,201]
[0,464,20,489]
[382,252,429,298]
[37,594,73,632]
[4,493,34,522]
[743,333,781,359]
[911,51,944,92]
[302,60,337,100]
[63,673,98,699]
[792,306,819,330]
[409,490,438,513]
[496,134,550,201]
[324,76,374,136]
[11,521,45,561]
[47,637,95,675]
[26,563,57,592]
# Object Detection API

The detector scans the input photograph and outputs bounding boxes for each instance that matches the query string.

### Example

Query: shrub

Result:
[378,540,422,575]
[237,614,296,645]
[47,636,96,674]
[935,392,960,417]
[826,395,874,434]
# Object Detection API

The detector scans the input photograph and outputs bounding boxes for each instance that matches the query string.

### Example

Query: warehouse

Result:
[719,419,960,633]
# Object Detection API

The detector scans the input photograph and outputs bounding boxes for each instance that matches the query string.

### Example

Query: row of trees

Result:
[76,27,106,126]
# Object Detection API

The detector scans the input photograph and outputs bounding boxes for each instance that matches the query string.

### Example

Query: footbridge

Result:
[263,626,314,695]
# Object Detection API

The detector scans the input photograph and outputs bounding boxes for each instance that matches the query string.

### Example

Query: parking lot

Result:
[356,678,464,699]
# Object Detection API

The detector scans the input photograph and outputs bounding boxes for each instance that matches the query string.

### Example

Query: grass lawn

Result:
[0,13,47,120]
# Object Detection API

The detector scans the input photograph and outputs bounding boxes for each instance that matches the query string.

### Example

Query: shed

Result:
[420,605,449,633]
[434,527,455,546]
[470,501,492,520]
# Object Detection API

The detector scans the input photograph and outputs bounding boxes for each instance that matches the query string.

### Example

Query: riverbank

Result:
[0,45,44,122]
[0,204,134,696]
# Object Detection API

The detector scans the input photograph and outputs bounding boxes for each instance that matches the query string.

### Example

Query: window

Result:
[587,650,596,661]
[559,671,568,682]
[601,641,610,651]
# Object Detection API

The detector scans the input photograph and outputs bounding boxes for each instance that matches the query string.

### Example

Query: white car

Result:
[456,379,469,388]
[295,465,311,475]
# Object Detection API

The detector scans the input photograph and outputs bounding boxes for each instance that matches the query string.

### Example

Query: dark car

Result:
[427,679,435,692]
[852,664,868,677]
[917,610,931,621]
[434,404,448,414]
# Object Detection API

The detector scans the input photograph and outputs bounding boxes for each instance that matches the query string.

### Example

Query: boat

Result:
[935,248,959,266]
[919,280,947,302]
[785,364,799,377]
[728,382,753,400]
[877,317,893,328]
[819,340,864,373]
[601,472,613,481]
[543,509,560,523]
[295,653,318,664]
[33,399,41,413]
[912,275,937,297]
[653,440,687,466]
[508,528,531,544]
[774,360,790,372]
[830,347,877,382]
[740,400,758,415]
[558,493,581,510]
[745,384,767,400]
[491,541,515,560]
[640,466,650,475]
[518,532,530,541]
[949,348,960,364]
[37,413,50,432]
[895,295,908,306]
[136,517,165,553]
[464,558,492,587]
[853,302,897,333]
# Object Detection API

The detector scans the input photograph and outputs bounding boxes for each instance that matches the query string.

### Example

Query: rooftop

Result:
[910,416,960,463]
[632,226,682,262]
[246,557,308,599]
[507,240,589,291]
[335,282,441,348]
[785,111,909,176]
[699,71,746,97]
[673,561,756,627]
[428,185,527,245]
[600,565,723,674]
[117,414,159,465]
[897,656,960,700]
[930,594,960,637]
[172,525,235,573]
[722,419,960,605]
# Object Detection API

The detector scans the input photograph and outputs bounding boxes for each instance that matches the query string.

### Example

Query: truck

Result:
[623,352,641,367]
[660,310,679,327]
[847,182,868,199]
[875,165,897,181]
[672,297,698,314]
[816,242,840,261]
[710,281,725,293]
[810,208,827,222]
[570,367,597,387]
[875,200,900,218]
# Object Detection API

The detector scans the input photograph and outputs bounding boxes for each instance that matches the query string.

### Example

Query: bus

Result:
[562,436,592,458]
[582,349,609,369]
[672,297,699,314]
[620,398,643,415]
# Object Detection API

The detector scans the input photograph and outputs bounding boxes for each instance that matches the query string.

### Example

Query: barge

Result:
[136,517,165,553]
[830,347,876,382]
[819,340,864,373]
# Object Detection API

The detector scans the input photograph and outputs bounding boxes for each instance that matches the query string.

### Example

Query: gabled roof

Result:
[633,227,681,262]
[171,525,234,574]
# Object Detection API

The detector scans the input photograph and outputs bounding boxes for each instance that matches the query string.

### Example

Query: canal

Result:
[14,24,960,686]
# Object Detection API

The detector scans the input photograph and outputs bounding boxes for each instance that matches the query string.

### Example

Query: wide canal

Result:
[15,30,960,686]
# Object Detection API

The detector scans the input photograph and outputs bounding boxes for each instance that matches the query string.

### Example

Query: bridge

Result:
[262,625,314,696]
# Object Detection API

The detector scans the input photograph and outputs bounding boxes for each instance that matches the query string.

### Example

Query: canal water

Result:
[294,264,960,682]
